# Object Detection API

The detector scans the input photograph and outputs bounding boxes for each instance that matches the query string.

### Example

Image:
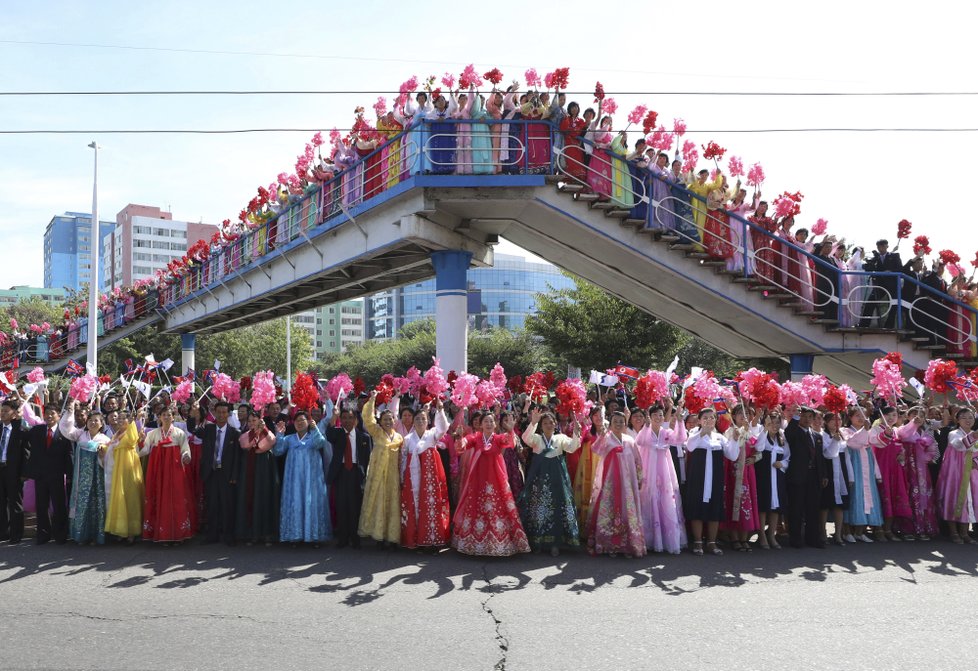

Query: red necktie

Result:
[344,432,353,470]
[46,429,53,449]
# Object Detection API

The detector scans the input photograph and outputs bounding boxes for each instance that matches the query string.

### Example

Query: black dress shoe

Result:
[35,538,50,545]
[336,539,348,549]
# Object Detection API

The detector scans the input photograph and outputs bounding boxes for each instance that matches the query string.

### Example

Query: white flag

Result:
[159,358,175,371]
[601,374,619,387]
[145,353,156,364]
[133,381,152,398]
[588,370,604,385]
[909,377,926,398]
[665,355,680,380]
[85,361,97,376]
[214,359,222,371]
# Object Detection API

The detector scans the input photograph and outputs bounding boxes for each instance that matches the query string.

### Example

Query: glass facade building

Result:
[43,211,115,292]
[364,253,573,340]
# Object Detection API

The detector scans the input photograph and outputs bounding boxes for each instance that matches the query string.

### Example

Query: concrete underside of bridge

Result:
[154,178,932,387]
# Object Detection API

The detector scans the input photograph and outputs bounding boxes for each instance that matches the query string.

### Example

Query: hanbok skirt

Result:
[279,448,331,542]
[358,445,401,543]
[69,445,105,544]
[503,447,524,502]
[638,447,686,553]
[586,148,613,198]
[142,444,195,542]
[401,449,450,548]
[427,120,457,175]
[682,450,726,521]
[236,450,280,542]
[517,453,579,549]
[872,443,912,519]
[105,444,144,538]
[936,449,978,523]
[586,448,646,557]
[721,457,760,532]
[894,443,939,535]
[451,449,529,556]
[844,448,884,526]
[704,209,734,260]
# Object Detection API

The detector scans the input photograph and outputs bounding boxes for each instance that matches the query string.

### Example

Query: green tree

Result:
[526,274,788,380]
[311,319,555,382]
[525,277,684,372]
[98,317,312,380]
[0,297,63,336]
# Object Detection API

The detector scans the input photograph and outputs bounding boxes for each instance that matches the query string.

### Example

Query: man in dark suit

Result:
[25,405,73,544]
[860,239,903,328]
[919,260,950,345]
[326,407,371,549]
[193,401,240,545]
[0,399,30,544]
[785,406,828,548]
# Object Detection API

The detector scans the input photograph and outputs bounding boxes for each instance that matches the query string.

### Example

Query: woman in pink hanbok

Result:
[450,90,474,174]
[586,411,645,557]
[936,408,978,544]
[894,408,939,539]
[868,408,912,541]
[634,399,686,554]
[781,223,816,311]
[585,112,614,200]
[725,187,757,275]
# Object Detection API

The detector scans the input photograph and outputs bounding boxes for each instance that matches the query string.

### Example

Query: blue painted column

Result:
[181,333,196,376]
[431,250,472,374]
[789,353,814,382]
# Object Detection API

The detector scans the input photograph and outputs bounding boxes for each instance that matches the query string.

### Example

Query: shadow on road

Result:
[1,539,976,602]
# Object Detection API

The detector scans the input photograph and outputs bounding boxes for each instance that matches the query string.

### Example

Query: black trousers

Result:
[203,474,236,543]
[34,477,68,543]
[860,286,896,328]
[0,471,24,542]
[787,473,824,548]
[333,467,363,545]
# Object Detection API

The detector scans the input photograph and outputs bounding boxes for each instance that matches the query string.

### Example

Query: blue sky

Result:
[3,0,977,288]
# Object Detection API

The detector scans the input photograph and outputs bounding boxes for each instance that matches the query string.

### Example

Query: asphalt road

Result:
[0,539,975,670]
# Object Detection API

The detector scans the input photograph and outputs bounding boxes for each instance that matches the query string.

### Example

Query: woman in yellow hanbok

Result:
[687,169,724,252]
[358,393,404,547]
[609,131,635,210]
[104,410,145,542]
[573,407,605,537]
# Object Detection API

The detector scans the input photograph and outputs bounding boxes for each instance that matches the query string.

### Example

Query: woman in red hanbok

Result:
[451,413,530,556]
[559,103,588,184]
[355,133,383,202]
[721,406,762,550]
[521,92,552,173]
[585,412,646,557]
[704,176,734,260]
[400,401,451,549]
[139,406,195,543]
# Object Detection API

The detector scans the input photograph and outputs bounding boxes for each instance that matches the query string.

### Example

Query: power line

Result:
[3,128,978,135]
[1,89,975,97]
[0,39,853,83]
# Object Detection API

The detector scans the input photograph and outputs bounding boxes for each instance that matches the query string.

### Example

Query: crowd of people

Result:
[2,357,977,560]
[9,68,976,369]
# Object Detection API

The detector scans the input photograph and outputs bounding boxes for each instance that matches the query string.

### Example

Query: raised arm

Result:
[58,408,83,442]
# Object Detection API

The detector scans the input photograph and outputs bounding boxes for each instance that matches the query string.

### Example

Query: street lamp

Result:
[87,141,100,371]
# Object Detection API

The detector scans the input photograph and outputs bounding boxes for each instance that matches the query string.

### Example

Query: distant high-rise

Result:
[43,212,115,292]
[102,204,220,291]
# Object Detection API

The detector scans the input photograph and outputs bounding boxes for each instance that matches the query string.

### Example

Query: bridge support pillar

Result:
[431,250,472,374]
[181,333,196,375]
[789,354,814,382]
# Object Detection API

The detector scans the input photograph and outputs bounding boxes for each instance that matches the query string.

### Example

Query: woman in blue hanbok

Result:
[401,92,432,175]
[274,411,332,544]
[469,87,495,175]
[60,405,110,545]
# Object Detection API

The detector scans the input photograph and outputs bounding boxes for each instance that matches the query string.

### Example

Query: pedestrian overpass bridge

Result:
[32,120,977,387]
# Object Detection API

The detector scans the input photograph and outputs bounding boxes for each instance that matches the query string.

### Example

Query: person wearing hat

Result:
[859,239,903,329]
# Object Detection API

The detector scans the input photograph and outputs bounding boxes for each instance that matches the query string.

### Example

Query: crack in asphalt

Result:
[480,563,509,671]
